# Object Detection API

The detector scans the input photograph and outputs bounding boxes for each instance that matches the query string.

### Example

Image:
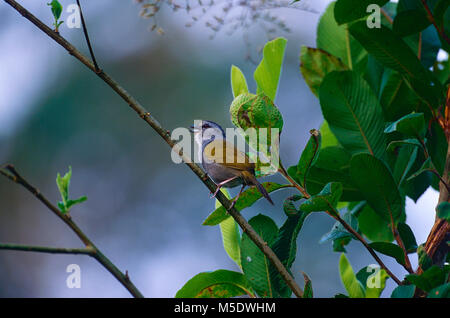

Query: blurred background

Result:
[0,0,438,297]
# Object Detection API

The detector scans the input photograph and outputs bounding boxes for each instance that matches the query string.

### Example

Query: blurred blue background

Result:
[0,0,438,297]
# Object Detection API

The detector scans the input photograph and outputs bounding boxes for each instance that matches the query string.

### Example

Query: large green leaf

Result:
[317,2,367,71]
[349,21,442,108]
[391,284,415,298]
[202,182,289,226]
[369,242,406,266]
[253,37,287,101]
[428,283,450,298]
[300,46,348,97]
[334,0,389,25]
[175,269,254,298]
[294,146,363,201]
[398,222,418,253]
[269,196,310,297]
[230,65,249,98]
[350,153,404,223]
[392,143,419,187]
[320,121,340,148]
[384,112,426,138]
[339,254,366,298]
[289,129,321,187]
[406,266,447,292]
[393,9,430,36]
[427,122,448,175]
[379,71,420,122]
[216,189,241,268]
[319,70,386,159]
[300,182,343,214]
[240,214,278,298]
[357,204,394,242]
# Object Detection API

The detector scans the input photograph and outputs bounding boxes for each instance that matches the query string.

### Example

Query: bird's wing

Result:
[203,139,255,171]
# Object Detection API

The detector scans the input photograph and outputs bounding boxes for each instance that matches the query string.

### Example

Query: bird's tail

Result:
[242,171,274,205]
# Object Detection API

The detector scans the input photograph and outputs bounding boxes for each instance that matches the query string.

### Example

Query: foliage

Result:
[178,0,450,298]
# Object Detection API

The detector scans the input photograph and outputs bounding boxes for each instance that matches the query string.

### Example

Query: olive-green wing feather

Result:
[203,139,255,171]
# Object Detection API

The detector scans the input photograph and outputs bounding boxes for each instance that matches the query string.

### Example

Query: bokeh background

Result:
[0,0,438,297]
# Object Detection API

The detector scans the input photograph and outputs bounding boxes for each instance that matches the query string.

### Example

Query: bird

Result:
[189,120,274,207]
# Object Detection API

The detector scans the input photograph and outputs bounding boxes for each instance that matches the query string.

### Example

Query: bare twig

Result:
[0,165,144,298]
[3,0,303,298]
[0,243,94,255]
[76,0,100,72]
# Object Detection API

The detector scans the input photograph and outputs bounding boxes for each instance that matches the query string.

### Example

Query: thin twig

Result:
[75,0,100,72]
[0,243,94,255]
[0,165,144,298]
[3,0,303,298]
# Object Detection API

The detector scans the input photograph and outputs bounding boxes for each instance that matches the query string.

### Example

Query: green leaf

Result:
[357,204,394,242]
[384,113,426,138]
[339,254,366,298]
[231,65,249,98]
[269,198,309,297]
[216,189,241,268]
[428,283,450,298]
[317,2,367,70]
[406,266,447,292]
[379,71,420,122]
[291,129,321,187]
[320,204,361,252]
[398,222,418,253]
[334,0,389,25]
[349,21,442,108]
[47,0,63,20]
[418,244,433,271]
[436,202,450,222]
[56,166,87,214]
[294,146,362,201]
[253,37,287,101]
[300,182,343,213]
[303,272,314,298]
[392,143,419,187]
[319,70,386,159]
[175,269,254,298]
[406,157,435,182]
[202,183,289,226]
[356,266,389,298]
[387,139,423,152]
[300,46,348,97]
[350,153,404,223]
[391,284,415,298]
[427,122,448,175]
[320,121,340,148]
[393,9,431,36]
[369,242,406,266]
[240,214,278,298]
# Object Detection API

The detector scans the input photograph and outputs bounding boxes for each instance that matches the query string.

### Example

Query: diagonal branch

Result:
[0,165,144,298]
[2,0,303,298]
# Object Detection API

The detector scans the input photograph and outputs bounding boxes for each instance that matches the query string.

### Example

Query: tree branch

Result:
[0,165,144,298]
[2,0,303,298]
[76,0,100,72]
[0,243,94,255]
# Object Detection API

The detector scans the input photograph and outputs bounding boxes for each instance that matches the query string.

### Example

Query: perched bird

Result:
[189,120,273,207]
